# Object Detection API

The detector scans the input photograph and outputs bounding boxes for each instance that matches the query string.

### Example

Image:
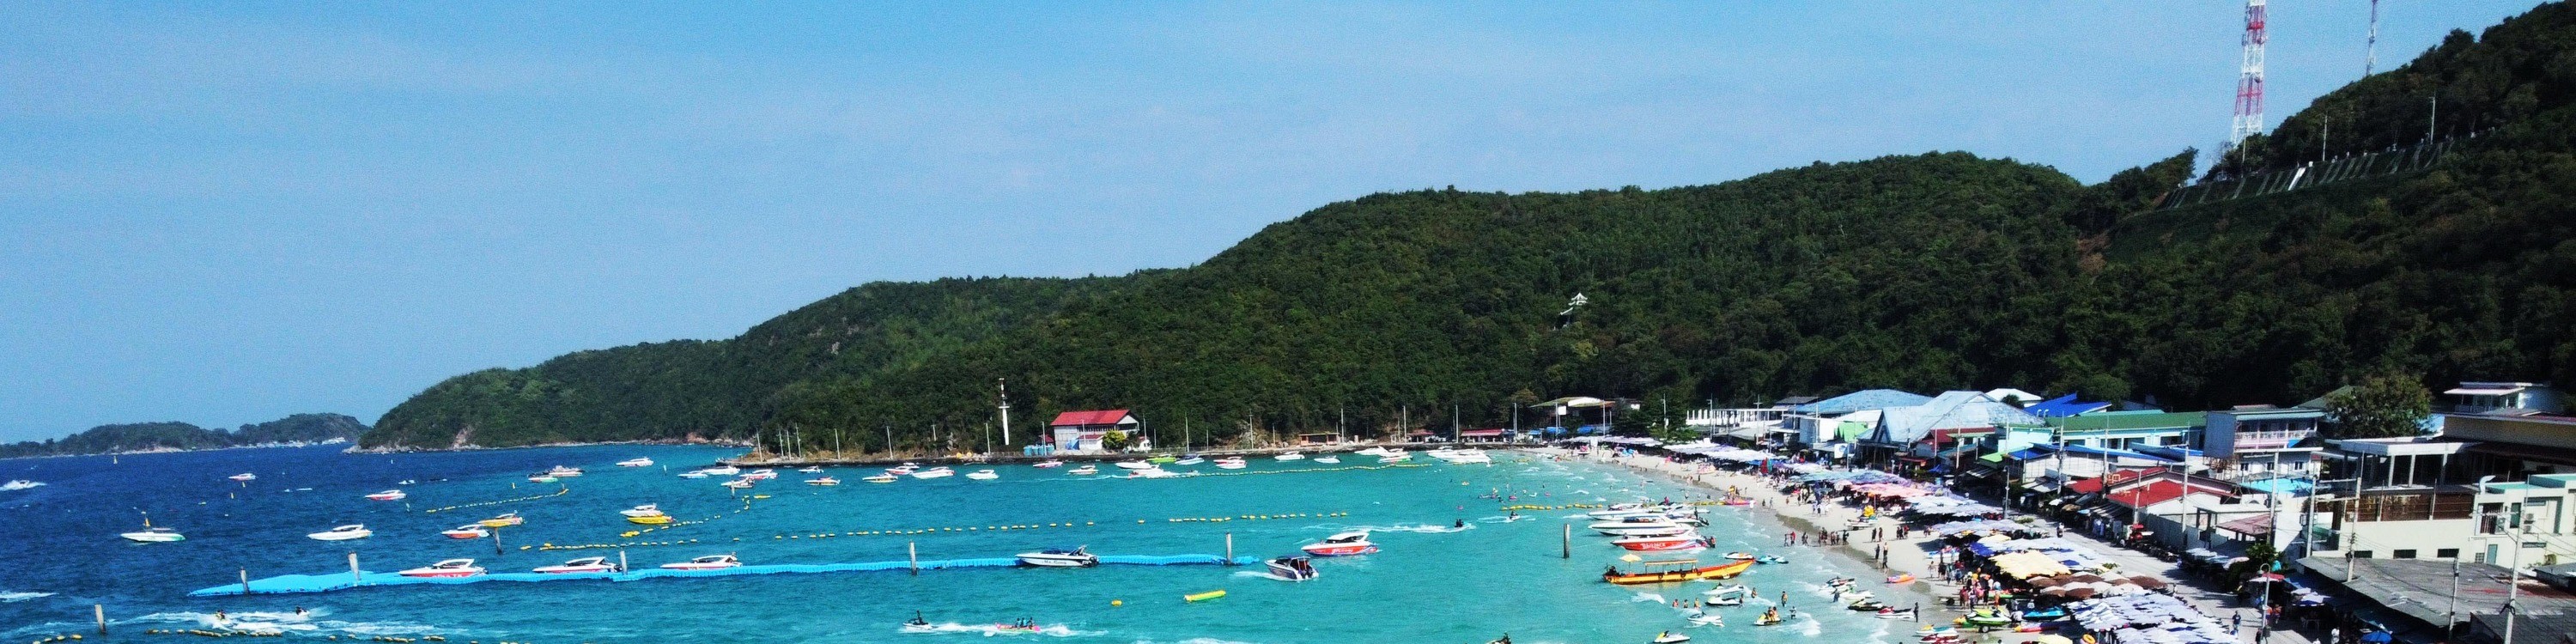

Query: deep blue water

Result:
[2,445,1918,643]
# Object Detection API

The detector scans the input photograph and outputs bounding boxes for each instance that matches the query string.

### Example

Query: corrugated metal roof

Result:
[1048,410,1132,427]
[1794,389,1932,415]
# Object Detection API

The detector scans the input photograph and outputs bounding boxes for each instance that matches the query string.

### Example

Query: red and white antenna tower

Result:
[2230,0,2269,148]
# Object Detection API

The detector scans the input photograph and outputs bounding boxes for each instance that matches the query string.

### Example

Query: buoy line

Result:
[421,488,569,513]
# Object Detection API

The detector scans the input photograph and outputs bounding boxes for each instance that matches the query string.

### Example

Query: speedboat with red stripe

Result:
[1300,531,1378,556]
[1613,532,1709,551]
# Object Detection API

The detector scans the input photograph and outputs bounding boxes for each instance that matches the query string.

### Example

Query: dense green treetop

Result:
[1,413,371,459]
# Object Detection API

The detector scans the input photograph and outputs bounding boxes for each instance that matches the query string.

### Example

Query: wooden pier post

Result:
[349,552,361,582]
[493,526,505,555]
[240,568,251,595]
[95,605,106,635]
[1562,524,1571,559]
[1224,532,1235,565]
[909,541,919,575]
[619,550,629,574]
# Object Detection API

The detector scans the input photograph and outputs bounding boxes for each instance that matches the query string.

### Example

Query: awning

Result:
[2444,387,2524,396]
[2215,513,2275,537]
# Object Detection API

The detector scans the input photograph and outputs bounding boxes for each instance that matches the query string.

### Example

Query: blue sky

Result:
[0,1,2547,441]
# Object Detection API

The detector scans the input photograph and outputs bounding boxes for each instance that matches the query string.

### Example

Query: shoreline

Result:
[715,441,1461,468]
[1562,449,1954,613]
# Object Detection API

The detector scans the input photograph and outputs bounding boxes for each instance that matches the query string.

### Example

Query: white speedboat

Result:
[620,504,664,518]
[885,464,920,476]
[1274,452,1305,461]
[863,473,899,483]
[741,469,777,480]
[1015,546,1098,568]
[805,477,841,486]
[120,526,185,543]
[545,465,585,477]
[1431,449,1492,464]
[1067,465,1098,475]
[441,525,489,539]
[909,466,955,479]
[1174,456,1206,465]
[1032,460,1064,469]
[1312,455,1340,464]
[226,473,257,482]
[1589,503,1652,519]
[1126,467,1181,479]
[1114,460,1155,470]
[1266,556,1320,580]
[701,465,741,476]
[527,473,558,483]
[720,478,755,489]
[1215,458,1248,470]
[307,525,373,541]
[660,554,741,570]
[1300,531,1377,556]
[1353,447,1391,457]
[1377,451,1412,463]
[616,458,654,467]
[364,489,406,501]
[532,556,621,574]
[965,470,999,480]
[797,466,823,473]
[1589,517,1690,537]
[398,558,484,578]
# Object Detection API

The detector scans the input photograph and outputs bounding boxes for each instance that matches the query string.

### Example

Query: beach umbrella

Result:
[2070,574,2105,583]
[2128,576,2166,589]
[2042,586,2071,597]
[2066,587,2099,599]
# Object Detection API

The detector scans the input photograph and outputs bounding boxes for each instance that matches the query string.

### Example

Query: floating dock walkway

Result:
[190,554,1259,597]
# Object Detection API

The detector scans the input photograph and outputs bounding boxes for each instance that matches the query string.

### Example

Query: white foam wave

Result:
[1630,591,1669,604]
[0,480,43,491]
[0,591,54,602]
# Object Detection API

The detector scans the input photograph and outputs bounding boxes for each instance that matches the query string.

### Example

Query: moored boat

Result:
[720,478,755,489]
[1114,460,1154,470]
[1066,465,1098,476]
[477,512,526,528]
[532,556,621,574]
[1265,556,1320,580]
[965,469,999,480]
[620,504,664,518]
[1611,533,1708,551]
[544,465,584,477]
[1274,452,1304,461]
[1599,558,1755,585]
[307,524,372,541]
[627,514,672,525]
[1016,546,1098,567]
[908,466,955,479]
[797,466,823,473]
[441,525,489,539]
[398,558,484,578]
[1300,531,1377,556]
[1175,455,1206,465]
[863,473,899,483]
[226,473,256,482]
[1214,457,1248,470]
[805,477,841,486]
[701,465,741,476]
[1590,517,1691,537]
[616,458,654,467]
[1311,455,1340,464]
[1032,459,1064,469]
[364,489,406,501]
[741,469,777,480]
[660,554,740,570]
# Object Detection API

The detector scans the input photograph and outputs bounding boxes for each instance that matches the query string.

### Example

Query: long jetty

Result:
[190,553,1259,597]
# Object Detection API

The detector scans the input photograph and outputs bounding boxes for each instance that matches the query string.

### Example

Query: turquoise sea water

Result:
[1,445,1923,643]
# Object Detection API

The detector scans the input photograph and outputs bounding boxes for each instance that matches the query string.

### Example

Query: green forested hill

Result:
[1,413,371,459]
[362,3,2576,453]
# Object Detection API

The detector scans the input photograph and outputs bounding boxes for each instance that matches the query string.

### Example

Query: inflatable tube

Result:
[1184,589,1227,603]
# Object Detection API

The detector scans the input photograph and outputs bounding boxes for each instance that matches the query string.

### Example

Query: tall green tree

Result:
[2324,374,2433,439]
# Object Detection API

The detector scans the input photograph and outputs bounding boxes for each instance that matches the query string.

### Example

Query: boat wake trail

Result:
[0,480,43,492]
[0,591,54,602]
[118,610,444,639]
[1629,591,1669,604]
[910,622,1097,637]
[1230,570,1298,581]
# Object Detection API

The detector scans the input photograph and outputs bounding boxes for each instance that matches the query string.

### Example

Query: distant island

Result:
[0,413,372,459]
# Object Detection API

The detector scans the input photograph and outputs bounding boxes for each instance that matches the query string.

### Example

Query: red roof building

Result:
[1048,410,1139,453]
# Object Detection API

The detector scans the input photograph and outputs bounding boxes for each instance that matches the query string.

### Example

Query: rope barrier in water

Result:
[421,487,569,513]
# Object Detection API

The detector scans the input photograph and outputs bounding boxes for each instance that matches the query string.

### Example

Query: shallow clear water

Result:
[1,446,1923,643]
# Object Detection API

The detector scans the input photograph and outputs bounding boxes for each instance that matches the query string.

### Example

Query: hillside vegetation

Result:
[364,3,2576,452]
[2,413,371,459]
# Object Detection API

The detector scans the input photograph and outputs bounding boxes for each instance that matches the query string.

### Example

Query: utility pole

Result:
[997,378,1012,446]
